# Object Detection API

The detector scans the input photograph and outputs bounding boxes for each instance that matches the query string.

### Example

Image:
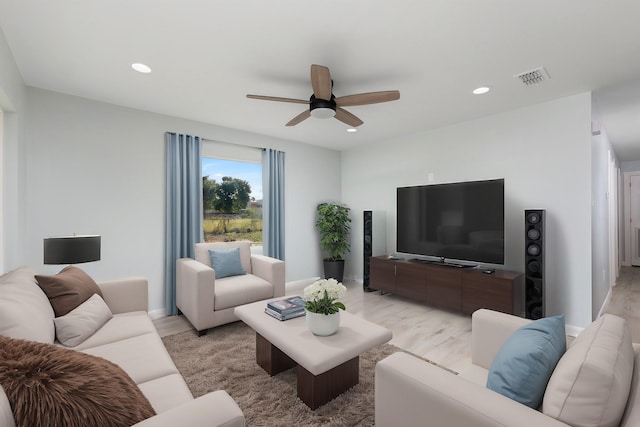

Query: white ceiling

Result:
[1,1,640,158]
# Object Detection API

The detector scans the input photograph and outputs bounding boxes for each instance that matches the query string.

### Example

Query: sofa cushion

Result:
[209,248,246,279]
[54,293,113,347]
[0,335,155,427]
[620,343,640,427]
[35,266,103,316]
[69,311,156,351]
[81,332,179,385]
[137,373,193,414]
[0,266,55,343]
[542,314,634,427]
[486,315,566,408]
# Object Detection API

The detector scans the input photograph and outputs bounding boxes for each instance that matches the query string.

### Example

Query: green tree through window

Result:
[202,158,262,244]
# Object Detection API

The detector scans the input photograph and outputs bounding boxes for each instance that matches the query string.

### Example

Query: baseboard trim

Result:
[148,308,166,320]
[597,286,614,319]
[565,324,584,338]
[285,277,321,292]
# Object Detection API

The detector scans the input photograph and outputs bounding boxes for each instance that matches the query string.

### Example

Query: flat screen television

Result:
[396,178,504,265]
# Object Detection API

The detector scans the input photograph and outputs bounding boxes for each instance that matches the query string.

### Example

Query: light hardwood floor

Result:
[154,266,640,373]
[154,279,473,372]
[604,266,640,341]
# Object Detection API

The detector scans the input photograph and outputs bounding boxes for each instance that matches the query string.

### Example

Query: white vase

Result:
[306,310,341,336]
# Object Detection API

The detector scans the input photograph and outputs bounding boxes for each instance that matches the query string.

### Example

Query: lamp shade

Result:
[43,235,101,264]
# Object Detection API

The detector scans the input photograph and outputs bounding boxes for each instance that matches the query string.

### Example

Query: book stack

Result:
[265,296,306,321]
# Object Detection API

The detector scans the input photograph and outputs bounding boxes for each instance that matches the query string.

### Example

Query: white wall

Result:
[342,93,593,329]
[24,87,341,313]
[590,113,620,318]
[0,27,28,271]
[621,160,640,173]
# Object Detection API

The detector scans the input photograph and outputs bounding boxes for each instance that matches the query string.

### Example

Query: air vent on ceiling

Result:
[514,67,550,86]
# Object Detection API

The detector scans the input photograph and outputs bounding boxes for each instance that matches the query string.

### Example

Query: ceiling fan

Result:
[246,64,400,127]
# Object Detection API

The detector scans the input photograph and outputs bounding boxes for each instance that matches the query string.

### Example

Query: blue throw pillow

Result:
[486,315,566,408]
[208,248,246,279]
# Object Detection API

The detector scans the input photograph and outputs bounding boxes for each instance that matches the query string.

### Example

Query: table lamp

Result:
[43,235,101,265]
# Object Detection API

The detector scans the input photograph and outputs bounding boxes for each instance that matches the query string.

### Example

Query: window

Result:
[201,142,262,245]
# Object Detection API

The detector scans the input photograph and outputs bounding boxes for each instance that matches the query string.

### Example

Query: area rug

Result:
[162,321,453,426]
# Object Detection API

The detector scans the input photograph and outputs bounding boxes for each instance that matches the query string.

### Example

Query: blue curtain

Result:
[262,148,285,260]
[165,132,203,315]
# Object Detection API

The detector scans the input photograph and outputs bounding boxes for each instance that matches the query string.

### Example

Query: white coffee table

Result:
[234,298,392,409]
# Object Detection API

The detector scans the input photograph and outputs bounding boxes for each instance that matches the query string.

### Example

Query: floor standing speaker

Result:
[525,209,545,319]
[363,210,386,292]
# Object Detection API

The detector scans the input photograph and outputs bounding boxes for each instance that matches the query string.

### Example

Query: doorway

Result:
[625,173,640,266]
[624,172,640,266]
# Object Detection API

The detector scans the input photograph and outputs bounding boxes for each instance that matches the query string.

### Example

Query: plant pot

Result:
[306,309,341,336]
[323,259,345,282]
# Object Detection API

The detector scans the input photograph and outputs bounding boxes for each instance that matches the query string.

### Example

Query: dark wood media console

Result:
[369,256,524,316]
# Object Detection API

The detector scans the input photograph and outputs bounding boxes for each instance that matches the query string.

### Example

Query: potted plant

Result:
[316,202,351,282]
[303,278,347,336]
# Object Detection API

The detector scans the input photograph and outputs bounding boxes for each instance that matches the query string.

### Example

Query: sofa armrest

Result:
[0,385,15,427]
[250,254,285,298]
[375,352,569,427]
[97,277,148,314]
[471,309,531,369]
[132,391,245,427]
[176,258,215,331]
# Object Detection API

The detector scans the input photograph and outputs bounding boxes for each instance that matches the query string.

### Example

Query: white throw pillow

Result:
[54,293,113,347]
[0,266,56,343]
[542,314,634,427]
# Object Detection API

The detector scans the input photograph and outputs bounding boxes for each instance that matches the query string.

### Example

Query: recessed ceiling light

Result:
[131,63,152,74]
[347,128,358,133]
[472,86,491,95]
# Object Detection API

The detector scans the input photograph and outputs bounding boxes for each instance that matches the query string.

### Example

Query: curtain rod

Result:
[166,132,270,151]
[201,137,265,151]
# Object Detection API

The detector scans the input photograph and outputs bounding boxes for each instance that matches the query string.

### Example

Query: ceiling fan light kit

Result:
[309,95,336,118]
[247,64,399,128]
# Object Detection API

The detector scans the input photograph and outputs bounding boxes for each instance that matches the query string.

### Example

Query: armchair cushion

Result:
[209,248,246,279]
[542,314,634,427]
[35,266,103,317]
[213,274,275,311]
[487,315,565,408]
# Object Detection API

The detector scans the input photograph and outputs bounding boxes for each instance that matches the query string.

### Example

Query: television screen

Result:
[396,178,504,265]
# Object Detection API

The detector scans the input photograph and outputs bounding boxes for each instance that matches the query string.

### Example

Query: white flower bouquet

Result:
[303,278,347,315]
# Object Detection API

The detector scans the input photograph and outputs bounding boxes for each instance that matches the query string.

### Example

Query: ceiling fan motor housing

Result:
[246,65,399,126]
[309,95,336,118]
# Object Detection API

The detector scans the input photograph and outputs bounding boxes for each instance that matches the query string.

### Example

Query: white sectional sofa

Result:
[0,266,245,427]
[375,309,640,427]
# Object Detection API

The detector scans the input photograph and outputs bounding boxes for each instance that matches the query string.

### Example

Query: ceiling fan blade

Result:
[246,94,309,104]
[334,107,363,127]
[335,90,400,107]
[286,110,311,126]
[310,64,332,101]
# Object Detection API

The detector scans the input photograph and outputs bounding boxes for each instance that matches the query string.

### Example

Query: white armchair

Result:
[176,241,285,336]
